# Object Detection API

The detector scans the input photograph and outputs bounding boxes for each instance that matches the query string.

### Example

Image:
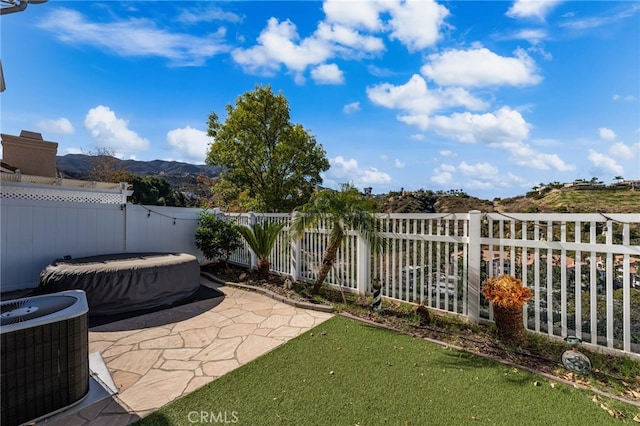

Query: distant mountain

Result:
[375,190,495,214]
[373,187,638,214]
[495,187,639,213]
[56,154,221,190]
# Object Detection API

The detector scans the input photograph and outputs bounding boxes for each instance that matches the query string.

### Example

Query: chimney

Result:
[1,131,58,177]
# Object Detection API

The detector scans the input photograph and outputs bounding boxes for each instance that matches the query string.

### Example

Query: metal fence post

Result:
[468,210,482,324]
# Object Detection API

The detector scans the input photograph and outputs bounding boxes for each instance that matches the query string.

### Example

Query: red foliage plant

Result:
[481,274,532,309]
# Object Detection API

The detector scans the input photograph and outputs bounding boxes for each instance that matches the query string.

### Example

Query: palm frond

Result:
[290,183,384,293]
[238,221,286,260]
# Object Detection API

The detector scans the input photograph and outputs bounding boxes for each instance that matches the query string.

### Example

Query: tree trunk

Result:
[257,258,270,279]
[493,305,527,346]
[311,242,340,295]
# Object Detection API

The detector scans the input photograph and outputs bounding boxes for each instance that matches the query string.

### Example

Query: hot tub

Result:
[38,253,200,316]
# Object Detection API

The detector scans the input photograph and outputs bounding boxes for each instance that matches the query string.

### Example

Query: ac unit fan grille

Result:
[1,292,89,426]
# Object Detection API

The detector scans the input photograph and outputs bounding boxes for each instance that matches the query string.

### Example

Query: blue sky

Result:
[1,0,638,199]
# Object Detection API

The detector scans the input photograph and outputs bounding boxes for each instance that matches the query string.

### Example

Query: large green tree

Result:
[206,85,330,213]
[130,176,185,207]
[290,183,384,295]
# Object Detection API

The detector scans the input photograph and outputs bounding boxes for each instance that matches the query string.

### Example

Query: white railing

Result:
[2,190,637,358]
[478,212,640,355]
[223,211,640,358]
[0,173,131,204]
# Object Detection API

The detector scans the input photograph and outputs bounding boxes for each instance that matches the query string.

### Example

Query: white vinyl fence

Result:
[224,211,640,358]
[0,197,203,291]
[1,187,638,357]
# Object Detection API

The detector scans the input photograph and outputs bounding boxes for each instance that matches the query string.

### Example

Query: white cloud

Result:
[315,22,384,53]
[458,161,499,180]
[429,107,531,144]
[311,63,345,85]
[84,105,149,154]
[234,0,452,81]
[65,147,83,154]
[560,3,640,31]
[387,0,450,51]
[343,102,360,114]
[429,107,574,172]
[232,10,387,82]
[439,164,456,173]
[613,94,636,102]
[332,156,358,171]
[431,164,453,185]
[431,161,526,191]
[323,0,450,52]
[368,65,397,77]
[509,28,549,42]
[361,167,392,184]
[394,159,405,168]
[500,140,575,171]
[599,127,616,141]
[327,155,392,186]
[439,150,456,157]
[37,117,74,134]
[39,9,228,66]
[366,74,487,130]
[166,126,212,164]
[176,6,243,24]
[410,134,425,141]
[232,18,332,75]
[506,0,562,20]
[609,142,635,159]
[367,74,437,115]
[421,47,541,87]
[588,150,624,176]
[322,0,385,31]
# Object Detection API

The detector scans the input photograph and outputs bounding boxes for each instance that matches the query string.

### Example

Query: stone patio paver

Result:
[38,277,332,425]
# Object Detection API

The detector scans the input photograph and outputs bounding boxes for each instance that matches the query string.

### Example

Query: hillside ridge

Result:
[55,155,638,213]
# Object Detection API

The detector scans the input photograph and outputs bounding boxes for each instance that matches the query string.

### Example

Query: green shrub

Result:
[195,211,242,266]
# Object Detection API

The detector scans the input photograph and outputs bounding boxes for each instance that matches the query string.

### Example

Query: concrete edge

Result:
[200,272,334,313]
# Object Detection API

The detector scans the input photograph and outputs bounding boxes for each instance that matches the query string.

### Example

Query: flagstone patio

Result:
[40,277,333,425]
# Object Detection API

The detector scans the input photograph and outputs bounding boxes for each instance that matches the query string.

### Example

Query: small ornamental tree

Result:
[482,274,532,345]
[237,222,286,278]
[195,211,242,268]
[290,183,384,295]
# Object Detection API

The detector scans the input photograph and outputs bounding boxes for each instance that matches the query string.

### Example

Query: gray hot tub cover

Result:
[39,252,200,316]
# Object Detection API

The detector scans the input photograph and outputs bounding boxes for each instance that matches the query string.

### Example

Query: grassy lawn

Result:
[138,316,638,425]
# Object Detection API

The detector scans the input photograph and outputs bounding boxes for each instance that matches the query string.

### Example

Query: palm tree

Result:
[237,221,286,278]
[290,183,384,295]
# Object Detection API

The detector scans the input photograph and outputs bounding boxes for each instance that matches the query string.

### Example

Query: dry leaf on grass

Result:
[600,404,624,418]
[626,389,640,400]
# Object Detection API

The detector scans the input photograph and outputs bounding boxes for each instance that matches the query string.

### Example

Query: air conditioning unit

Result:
[1,290,89,426]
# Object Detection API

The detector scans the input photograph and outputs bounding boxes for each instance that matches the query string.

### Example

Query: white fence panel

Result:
[125,204,203,260]
[373,213,471,316]
[2,195,638,358]
[1,199,125,291]
[480,213,640,355]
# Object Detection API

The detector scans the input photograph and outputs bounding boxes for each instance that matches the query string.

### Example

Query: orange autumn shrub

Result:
[481,274,532,308]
